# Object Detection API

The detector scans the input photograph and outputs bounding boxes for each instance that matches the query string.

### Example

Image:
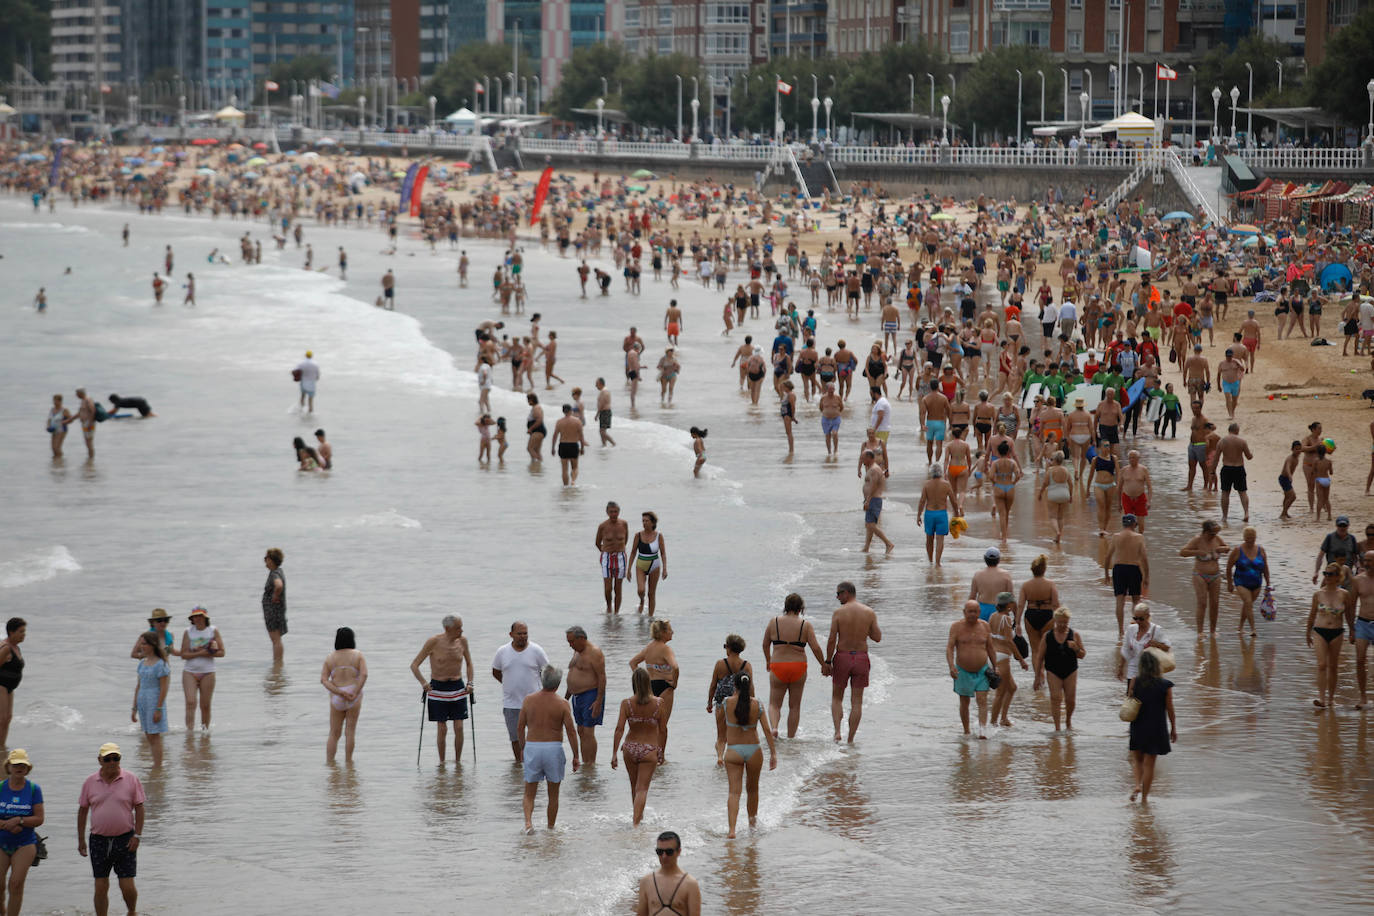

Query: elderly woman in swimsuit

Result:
[610,668,667,826]
[1307,563,1356,709]
[1018,554,1062,687]
[760,594,828,741]
[1037,451,1074,545]
[707,635,754,764]
[1089,437,1119,534]
[1179,520,1227,634]
[525,393,546,463]
[1039,607,1085,730]
[1226,526,1270,637]
[630,618,679,758]
[321,626,367,763]
[722,674,777,839]
[630,512,668,615]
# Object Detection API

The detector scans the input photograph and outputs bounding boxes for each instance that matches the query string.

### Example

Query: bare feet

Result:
[1314,699,1327,709]
[1130,786,1140,802]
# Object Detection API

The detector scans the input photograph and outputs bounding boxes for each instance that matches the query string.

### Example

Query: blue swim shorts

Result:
[1356,618,1374,643]
[923,509,950,536]
[978,602,996,621]
[821,416,841,435]
[865,497,883,524]
[571,688,603,728]
[522,741,567,784]
[1278,474,1293,492]
[954,664,991,697]
[1221,379,1240,397]
[926,419,947,441]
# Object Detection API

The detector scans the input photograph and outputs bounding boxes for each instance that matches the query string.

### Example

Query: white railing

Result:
[1103,153,1155,211]
[699,143,773,161]
[1164,150,1223,225]
[781,145,812,203]
[1237,147,1364,171]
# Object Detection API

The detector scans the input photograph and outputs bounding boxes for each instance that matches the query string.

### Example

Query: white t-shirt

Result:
[492,641,549,709]
[1041,301,1059,325]
[870,396,892,433]
[1059,302,1078,322]
[1360,301,1374,332]
[478,363,493,391]
[296,359,320,383]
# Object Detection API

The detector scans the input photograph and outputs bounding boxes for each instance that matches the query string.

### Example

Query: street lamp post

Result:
[1229,85,1239,145]
[1015,69,1022,146]
[1059,67,1069,120]
[948,73,956,99]
[926,73,934,116]
[1188,65,1196,147]
[1366,79,1374,141]
[940,94,950,145]
[675,75,682,140]
[1109,64,1118,116]
[1275,59,1282,93]
[908,73,914,112]
[690,96,699,142]
[600,77,608,98]
[1136,65,1144,113]
[823,95,832,139]
[596,97,605,138]
[726,77,733,138]
[129,95,137,126]
[1079,90,1088,142]
[1244,62,1253,145]
[532,76,541,114]
[358,95,366,133]
[178,94,186,129]
[1211,87,1221,143]
[1037,70,1045,124]
[428,95,437,141]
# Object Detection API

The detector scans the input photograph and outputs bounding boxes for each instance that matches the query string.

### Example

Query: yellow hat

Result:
[98,742,121,759]
[305,350,313,357]
[5,749,31,770]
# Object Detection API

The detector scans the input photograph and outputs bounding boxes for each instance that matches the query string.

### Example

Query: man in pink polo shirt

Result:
[77,742,145,916]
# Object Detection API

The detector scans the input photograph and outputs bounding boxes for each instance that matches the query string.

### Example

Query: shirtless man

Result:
[1239,309,1262,371]
[459,251,470,287]
[314,429,332,469]
[1218,422,1254,524]
[550,404,587,486]
[730,335,755,389]
[834,340,856,402]
[1064,397,1095,479]
[1118,450,1153,532]
[636,832,702,916]
[74,387,96,459]
[410,615,475,764]
[969,547,1015,622]
[1216,348,1246,419]
[564,626,607,763]
[880,299,901,353]
[626,348,642,410]
[1351,554,1374,709]
[1183,344,1210,405]
[1183,400,1211,491]
[918,465,956,566]
[593,378,617,447]
[861,450,895,554]
[381,269,396,310]
[1280,440,1302,519]
[516,666,580,832]
[664,299,683,346]
[819,383,844,456]
[826,581,882,743]
[922,380,952,461]
[946,599,996,738]
[1094,389,1124,461]
[595,502,631,613]
[1105,514,1149,636]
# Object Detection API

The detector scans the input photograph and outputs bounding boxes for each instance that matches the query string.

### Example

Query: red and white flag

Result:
[474,81,485,94]
[1156,64,1178,81]
[265,80,279,91]
[100,83,112,94]
[777,80,793,96]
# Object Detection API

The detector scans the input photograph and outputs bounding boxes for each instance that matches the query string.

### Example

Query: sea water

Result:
[2,195,1372,914]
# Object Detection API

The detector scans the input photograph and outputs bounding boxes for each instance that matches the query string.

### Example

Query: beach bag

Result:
[1259,587,1277,621]
[986,668,1002,690]
[1142,646,1176,674]
[1119,696,1142,722]
[291,368,303,381]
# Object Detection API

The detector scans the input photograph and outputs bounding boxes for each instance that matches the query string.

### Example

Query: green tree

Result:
[268,55,334,88]
[619,54,702,133]
[548,42,632,121]
[1305,5,1374,125]
[425,42,533,114]
[949,46,1062,141]
[0,0,52,81]
[729,59,854,139]
[1193,35,1289,109]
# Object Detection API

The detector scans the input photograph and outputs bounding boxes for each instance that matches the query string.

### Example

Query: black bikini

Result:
[771,617,807,648]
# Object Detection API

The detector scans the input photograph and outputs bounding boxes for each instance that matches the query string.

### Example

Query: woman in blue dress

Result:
[0,748,43,914]
[1128,649,1177,803]
[132,632,171,767]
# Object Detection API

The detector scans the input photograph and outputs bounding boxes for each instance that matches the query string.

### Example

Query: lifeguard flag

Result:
[530,166,554,226]
[398,162,420,208]
[1156,65,1178,81]
[475,81,485,94]
[409,165,429,217]
[777,80,793,96]
[265,80,279,92]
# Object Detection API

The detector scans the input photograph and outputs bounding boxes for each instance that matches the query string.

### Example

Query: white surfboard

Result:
[1145,395,1165,423]
[1065,382,1105,411]
[1020,381,1043,409]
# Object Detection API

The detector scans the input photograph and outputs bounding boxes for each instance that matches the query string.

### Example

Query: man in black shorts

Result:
[1105,514,1149,637]
[1218,422,1253,524]
[551,404,587,486]
[411,616,474,763]
[78,742,146,916]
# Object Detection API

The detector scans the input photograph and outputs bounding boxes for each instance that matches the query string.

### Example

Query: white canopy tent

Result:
[1097,112,1157,141]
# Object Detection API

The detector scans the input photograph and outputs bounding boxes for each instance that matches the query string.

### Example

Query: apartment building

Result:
[479,0,620,93]
[251,1,355,81]
[771,0,829,58]
[828,0,899,57]
[50,0,123,84]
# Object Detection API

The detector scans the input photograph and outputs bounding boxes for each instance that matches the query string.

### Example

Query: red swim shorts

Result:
[831,650,870,688]
[1121,491,1149,517]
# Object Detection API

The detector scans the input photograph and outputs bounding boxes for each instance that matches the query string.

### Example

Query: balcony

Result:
[1176,0,1225,20]
[992,0,1051,9]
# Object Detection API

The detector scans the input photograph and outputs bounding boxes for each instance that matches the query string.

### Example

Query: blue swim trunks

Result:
[978,602,996,621]
[923,509,950,536]
[1356,618,1374,643]
[1278,473,1293,492]
[821,416,841,435]
[571,688,603,728]
[926,419,947,441]
[954,664,991,697]
[522,741,567,784]
[1221,379,1240,397]
[865,497,883,524]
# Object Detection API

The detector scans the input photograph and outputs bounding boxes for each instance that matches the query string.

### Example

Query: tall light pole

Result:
[773,72,783,142]
[726,77,733,138]
[811,95,819,142]
[708,76,716,137]
[1109,64,1118,117]
[532,75,540,114]
[596,97,605,138]
[948,73,956,99]
[1059,67,1069,120]
[1211,86,1221,143]
[1135,65,1143,113]
[908,73,915,112]
[428,94,436,130]
[1188,65,1197,146]
[600,76,608,98]
[1037,70,1045,124]
[1015,69,1023,146]
[823,95,832,139]
[690,76,699,141]
[1275,58,1282,93]
[1244,61,1253,144]
[940,94,950,145]
[1367,79,1374,141]
[675,75,682,139]
[1079,90,1088,141]
[926,72,935,116]
[1229,85,1240,144]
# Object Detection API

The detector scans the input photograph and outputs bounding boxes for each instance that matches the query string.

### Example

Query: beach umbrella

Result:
[131,173,147,182]
[246,156,267,166]
[627,184,647,192]
[1229,224,1261,235]
[316,137,338,146]
[124,156,144,165]
[215,106,246,121]
[196,167,216,176]
[146,160,165,169]
[190,137,218,146]
[0,103,15,117]
[149,146,165,154]
[227,142,244,150]
[930,212,956,221]
[119,167,131,174]
[300,151,320,160]
[1320,263,1353,291]
[632,168,656,179]
[453,161,472,170]
[252,142,268,150]
[1162,211,1193,221]
[241,171,261,180]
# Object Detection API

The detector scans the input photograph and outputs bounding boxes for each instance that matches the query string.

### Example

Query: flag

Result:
[474,81,485,95]
[399,162,420,209]
[529,166,554,226]
[776,80,793,96]
[265,80,279,92]
[1156,65,1177,81]
[49,144,63,188]
[100,83,112,94]
[409,165,429,218]
[319,81,340,99]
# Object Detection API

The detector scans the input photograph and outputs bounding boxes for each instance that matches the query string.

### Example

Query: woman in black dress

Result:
[1128,649,1177,803]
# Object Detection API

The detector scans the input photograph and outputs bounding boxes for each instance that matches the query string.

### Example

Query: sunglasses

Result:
[102,755,121,762]
[655,847,678,856]
[1132,616,1147,622]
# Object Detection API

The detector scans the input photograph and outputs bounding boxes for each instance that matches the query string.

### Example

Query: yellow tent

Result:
[1099,112,1157,142]
[214,105,246,121]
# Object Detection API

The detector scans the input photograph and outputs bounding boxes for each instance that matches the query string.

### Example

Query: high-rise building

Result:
[202,1,253,98]
[50,0,124,85]
[1303,0,1371,67]
[484,0,620,94]
[391,0,494,83]
[355,0,393,83]
[251,1,355,82]
[829,0,898,57]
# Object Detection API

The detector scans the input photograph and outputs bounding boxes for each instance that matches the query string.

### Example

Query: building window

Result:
[1106,28,1119,50]
[1069,0,1082,7]
[1108,0,1120,7]
[705,3,749,24]
[624,6,640,28]
[657,5,672,27]
[705,32,747,55]
[1069,69,1083,92]
[657,35,672,54]
[1146,29,1162,51]
[949,21,969,53]
[1067,29,1082,51]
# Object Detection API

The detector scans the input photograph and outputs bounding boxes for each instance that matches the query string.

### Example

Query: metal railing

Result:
[1237,147,1364,171]
[1164,150,1223,225]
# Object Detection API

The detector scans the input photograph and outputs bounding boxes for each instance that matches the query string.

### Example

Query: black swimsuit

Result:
[1042,628,1079,679]
[0,648,23,692]
[1024,600,1055,632]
